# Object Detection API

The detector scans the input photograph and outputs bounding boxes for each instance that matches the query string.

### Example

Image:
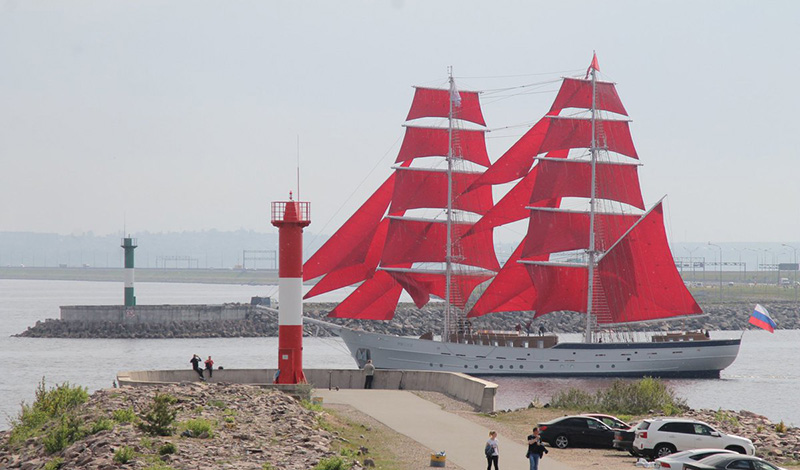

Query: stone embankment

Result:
[15,300,800,339]
[0,383,344,470]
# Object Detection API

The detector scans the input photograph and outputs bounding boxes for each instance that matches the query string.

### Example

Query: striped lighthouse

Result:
[121,237,137,307]
[270,192,310,384]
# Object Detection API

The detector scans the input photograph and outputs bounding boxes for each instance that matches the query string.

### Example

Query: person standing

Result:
[363,359,375,389]
[526,427,548,470]
[486,430,499,470]
[190,354,204,381]
[204,356,214,379]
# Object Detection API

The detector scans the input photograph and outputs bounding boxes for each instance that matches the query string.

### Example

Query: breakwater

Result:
[15,300,800,339]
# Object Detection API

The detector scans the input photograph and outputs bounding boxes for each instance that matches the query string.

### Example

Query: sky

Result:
[1,0,798,244]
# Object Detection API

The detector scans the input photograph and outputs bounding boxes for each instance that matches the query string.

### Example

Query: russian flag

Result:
[749,304,776,333]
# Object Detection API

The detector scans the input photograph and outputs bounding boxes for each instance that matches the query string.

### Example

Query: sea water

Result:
[1,279,797,430]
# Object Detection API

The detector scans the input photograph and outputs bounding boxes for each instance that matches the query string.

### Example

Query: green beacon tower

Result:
[121,237,137,307]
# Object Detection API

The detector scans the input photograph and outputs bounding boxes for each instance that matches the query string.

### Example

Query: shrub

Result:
[301,399,324,412]
[43,457,64,470]
[551,378,686,416]
[208,399,226,409]
[9,379,89,446]
[90,418,114,434]
[313,456,347,470]
[112,407,137,423]
[776,421,787,433]
[138,394,178,437]
[42,414,88,454]
[113,445,135,464]
[158,442,177,455]
[180,418,215,438]
[143,463,175,470]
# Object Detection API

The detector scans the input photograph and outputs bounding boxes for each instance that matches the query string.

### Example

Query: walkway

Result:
[315,389,575,470]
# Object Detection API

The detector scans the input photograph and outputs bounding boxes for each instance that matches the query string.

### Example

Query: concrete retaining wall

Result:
[117,368,497,412]
[61,304,253,324]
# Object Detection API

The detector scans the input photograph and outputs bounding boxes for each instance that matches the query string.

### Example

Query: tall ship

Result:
[303,55,741,377]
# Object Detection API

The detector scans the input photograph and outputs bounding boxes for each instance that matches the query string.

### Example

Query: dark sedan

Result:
[684,454,785,470]
[538,415,616,449]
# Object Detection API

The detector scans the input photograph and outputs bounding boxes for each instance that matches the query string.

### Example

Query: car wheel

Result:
[725,446,746,454]
[654,443,676,458]
[554,434,569,449]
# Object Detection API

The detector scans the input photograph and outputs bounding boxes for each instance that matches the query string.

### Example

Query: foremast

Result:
[585,55,599,343]
[444,66,456,342]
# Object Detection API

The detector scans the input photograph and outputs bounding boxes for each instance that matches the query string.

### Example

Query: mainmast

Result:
[585,55,599,343]
[444,66,455,342]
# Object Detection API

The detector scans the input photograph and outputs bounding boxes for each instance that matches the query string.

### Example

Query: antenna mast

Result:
[297,135,301,201]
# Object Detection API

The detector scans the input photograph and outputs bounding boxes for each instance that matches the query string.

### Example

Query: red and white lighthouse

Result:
[271,192,310,384]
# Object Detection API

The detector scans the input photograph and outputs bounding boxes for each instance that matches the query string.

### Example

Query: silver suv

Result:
[633,418,755,459]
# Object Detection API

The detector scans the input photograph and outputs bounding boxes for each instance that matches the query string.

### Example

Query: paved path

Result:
[316,389,575,470]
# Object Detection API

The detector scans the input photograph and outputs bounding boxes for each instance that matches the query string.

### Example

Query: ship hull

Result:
[336,328,741,378]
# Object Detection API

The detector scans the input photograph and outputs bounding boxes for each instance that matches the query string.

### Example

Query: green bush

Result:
[158,442,177,455]
[42,414,88,454]
[90,417,114,434]
[776,421,787,433]
[9,379,89,446]
[43,457,64,470]
[138,394,178,437]
[313,456,347,470]
[143,463,175,470]
[551,378,686,416]
[113,407,137,423]
[180,418,215,438]
[113,445,135,464]
[208,399,226,409]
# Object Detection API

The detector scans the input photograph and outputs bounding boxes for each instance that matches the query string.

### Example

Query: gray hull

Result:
[336,328,741,378]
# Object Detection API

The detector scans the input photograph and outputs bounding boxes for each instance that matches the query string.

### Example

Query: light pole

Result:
[708,242,722,301]
[685,247,700,285]
[782,243,798,302]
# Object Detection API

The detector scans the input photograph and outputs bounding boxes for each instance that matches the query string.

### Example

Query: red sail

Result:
[549,78,628,116]
[406,87,486,126]
[468,118,551,189]
[304,220,389,299]
[304,173,396,281]
[382,218,500,271]
[390,169,493,215]
[524,263,588,316]
[468,242,540,317]
[540,117,638,159]
[387,271,493,309]
[327,270,404,320]
[596,203,702,323]
[522,210,640,258]
[530,159,645,209]
[395,127,490,166]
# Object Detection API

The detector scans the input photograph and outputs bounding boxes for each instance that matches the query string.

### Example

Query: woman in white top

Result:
[485,430,499,470]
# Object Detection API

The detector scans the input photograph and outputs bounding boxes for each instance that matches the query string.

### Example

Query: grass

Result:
[43,457,64,470]
[321,407,406,470]
[313,456,348,470]
[180,418,215,438]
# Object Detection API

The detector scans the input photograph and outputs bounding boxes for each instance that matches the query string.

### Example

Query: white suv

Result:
[633,418,755,459]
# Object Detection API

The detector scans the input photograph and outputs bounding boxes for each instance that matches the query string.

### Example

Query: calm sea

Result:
[1,279,797,430]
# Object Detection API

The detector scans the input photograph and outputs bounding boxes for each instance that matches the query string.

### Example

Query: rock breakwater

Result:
[15,301,800,339]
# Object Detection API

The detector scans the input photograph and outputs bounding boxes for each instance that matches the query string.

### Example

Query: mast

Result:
[585,55,598,343]
[444,66,455,342]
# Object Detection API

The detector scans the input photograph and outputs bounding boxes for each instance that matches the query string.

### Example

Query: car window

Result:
[563,418,587,428]
[659,422,694,434]
[638,421,650,430]
[587,419,607,430]
[691,451,721,461]
[693,424,714,435]
[753,462,779,470]
[726,460,754,470]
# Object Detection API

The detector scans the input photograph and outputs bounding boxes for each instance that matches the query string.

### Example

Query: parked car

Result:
[633,418,755,459]
[683,454,785,470]
[614,420,647,455]
[653,448,736,469]
[538,415,616,449]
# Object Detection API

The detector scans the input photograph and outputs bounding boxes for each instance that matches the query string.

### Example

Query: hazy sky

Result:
[1,0,798,244]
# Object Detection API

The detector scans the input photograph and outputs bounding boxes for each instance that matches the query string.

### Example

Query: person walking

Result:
[204,356,214,379]
[526,427,548,470]
[485,430,499,470]
[190,354,204,381]
[363,359,375,389]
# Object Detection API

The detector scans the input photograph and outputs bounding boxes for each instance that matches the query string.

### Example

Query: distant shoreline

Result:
[0,266,280,285]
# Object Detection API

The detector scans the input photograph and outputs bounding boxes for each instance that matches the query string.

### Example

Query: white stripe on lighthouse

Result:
[278,277,303,326]
[124,269,135,289]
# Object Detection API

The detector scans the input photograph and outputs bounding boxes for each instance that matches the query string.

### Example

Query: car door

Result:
[561,418,589,446]
[691,423,720,448]
[584,418,613,447]
[656,422,693,450]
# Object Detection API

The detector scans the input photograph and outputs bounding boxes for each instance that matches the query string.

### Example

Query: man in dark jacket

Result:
[190,354,204,380]
[526,427,548,470]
